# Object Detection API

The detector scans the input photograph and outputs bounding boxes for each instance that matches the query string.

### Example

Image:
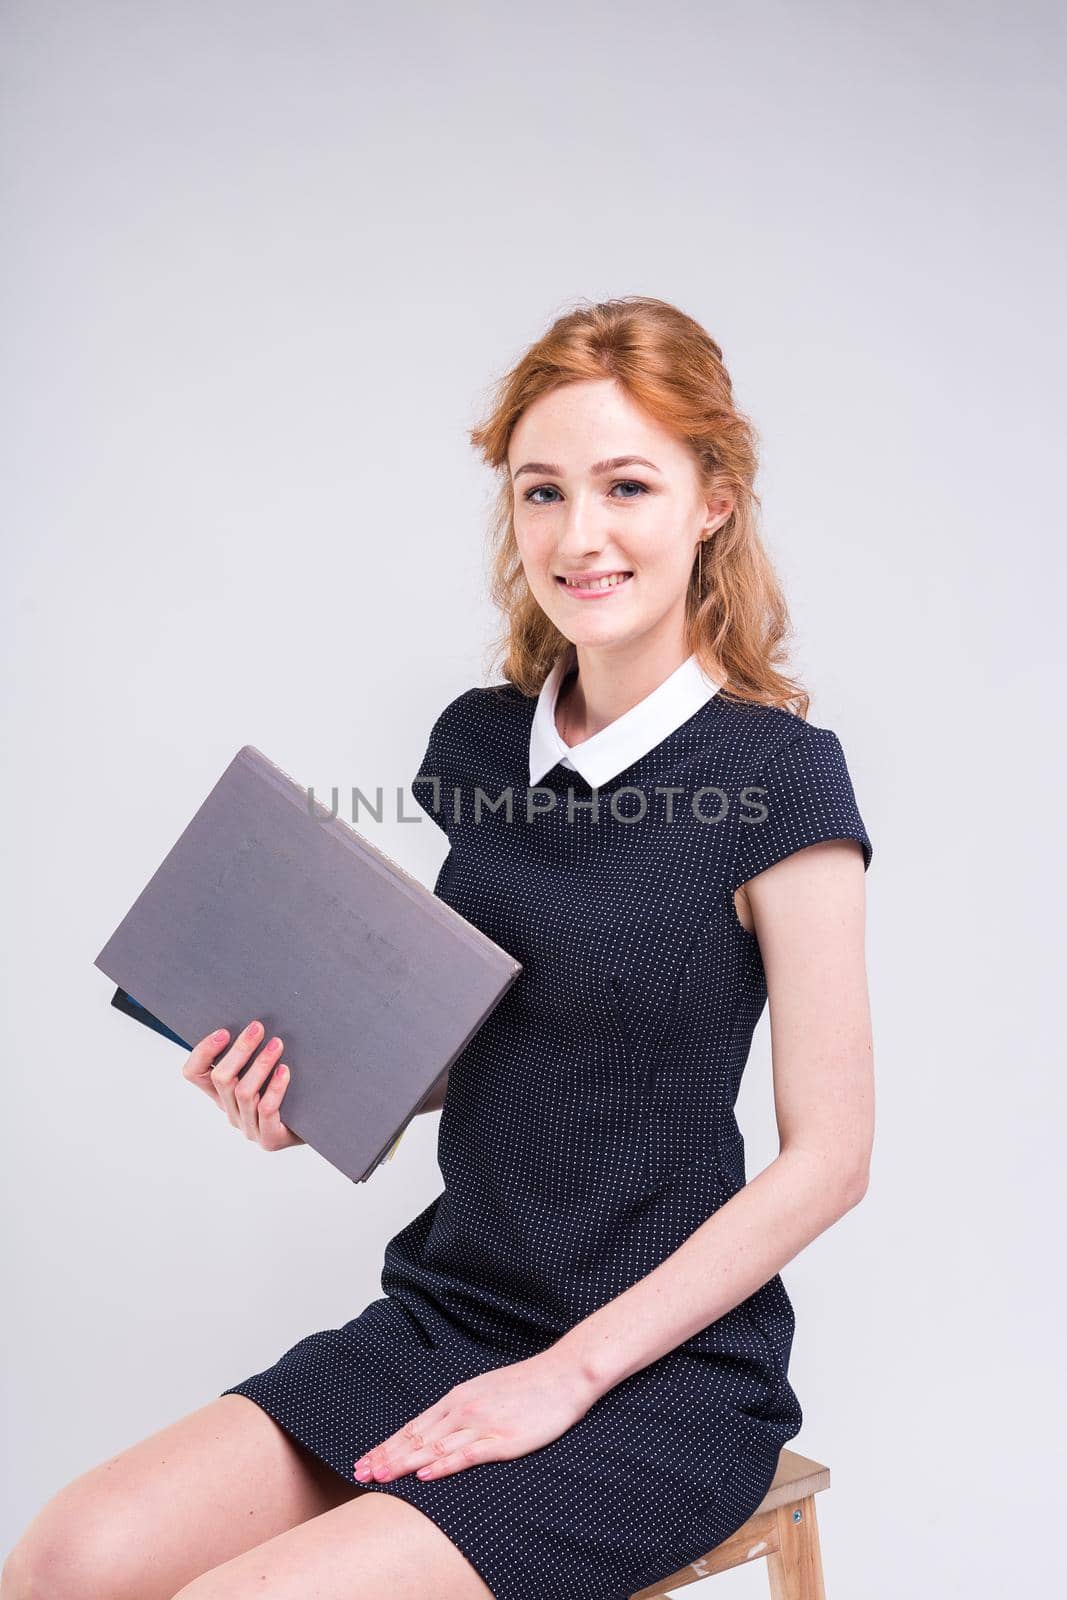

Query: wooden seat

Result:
[630,1447,830,1599]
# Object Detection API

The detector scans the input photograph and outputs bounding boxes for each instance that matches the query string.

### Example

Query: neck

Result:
[556,628,712,746]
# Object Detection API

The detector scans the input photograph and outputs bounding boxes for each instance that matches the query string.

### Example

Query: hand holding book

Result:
[182,1019,305,1152]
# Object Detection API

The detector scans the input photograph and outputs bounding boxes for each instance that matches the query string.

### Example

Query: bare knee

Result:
[1,1478,148,1600]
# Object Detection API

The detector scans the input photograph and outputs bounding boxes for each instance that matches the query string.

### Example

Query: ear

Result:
[703,481,735,533]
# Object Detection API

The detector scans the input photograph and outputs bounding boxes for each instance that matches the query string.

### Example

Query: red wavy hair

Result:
[468,295,809,718]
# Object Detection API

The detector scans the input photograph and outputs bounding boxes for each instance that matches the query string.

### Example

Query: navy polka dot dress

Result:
[221,673,873,1599]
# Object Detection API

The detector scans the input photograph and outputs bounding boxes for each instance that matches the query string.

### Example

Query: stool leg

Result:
[766,1493,826,1600]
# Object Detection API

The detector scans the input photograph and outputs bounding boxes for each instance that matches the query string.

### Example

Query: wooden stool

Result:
[631,1447,830,1599]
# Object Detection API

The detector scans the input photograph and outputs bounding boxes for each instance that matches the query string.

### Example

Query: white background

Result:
[2,2,1064,1594]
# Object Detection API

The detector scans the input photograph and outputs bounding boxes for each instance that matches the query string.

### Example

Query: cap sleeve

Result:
[732,723,873,891]
[409,688,479,837]
[410,713,450,836]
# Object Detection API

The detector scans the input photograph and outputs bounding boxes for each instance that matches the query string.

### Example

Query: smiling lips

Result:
[556,571,633,596]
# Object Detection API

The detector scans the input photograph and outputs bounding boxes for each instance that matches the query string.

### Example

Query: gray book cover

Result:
[94,744,521,1184]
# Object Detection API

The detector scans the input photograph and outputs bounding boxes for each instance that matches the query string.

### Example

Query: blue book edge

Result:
[110,987,193,1052]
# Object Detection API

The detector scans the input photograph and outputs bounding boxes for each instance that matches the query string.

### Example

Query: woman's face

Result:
[508,377,730,653]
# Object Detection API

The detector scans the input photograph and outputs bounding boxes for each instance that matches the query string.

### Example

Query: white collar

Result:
[528,643,722,787]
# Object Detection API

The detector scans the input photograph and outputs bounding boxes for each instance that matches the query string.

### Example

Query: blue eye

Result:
[523,480,649,504]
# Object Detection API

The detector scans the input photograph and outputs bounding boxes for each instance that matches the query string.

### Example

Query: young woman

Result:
[3,297,875,1600]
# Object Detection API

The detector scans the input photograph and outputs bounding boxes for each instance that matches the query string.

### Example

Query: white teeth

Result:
[563,572,632,590]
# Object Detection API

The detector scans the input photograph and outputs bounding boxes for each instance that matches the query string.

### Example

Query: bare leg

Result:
[172,1488,496,1600]
[1,1394,367,1600]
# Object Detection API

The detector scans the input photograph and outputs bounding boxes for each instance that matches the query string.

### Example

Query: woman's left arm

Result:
[353,836,873,1483]
[555,833,874,1399]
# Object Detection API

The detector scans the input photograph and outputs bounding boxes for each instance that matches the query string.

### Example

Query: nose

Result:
[554,487,609,560]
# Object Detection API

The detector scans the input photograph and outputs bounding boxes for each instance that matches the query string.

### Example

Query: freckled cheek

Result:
[632,519,691,574]
[514,529,558,584]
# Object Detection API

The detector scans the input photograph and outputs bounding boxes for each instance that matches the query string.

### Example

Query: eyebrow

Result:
[511,454,662,481]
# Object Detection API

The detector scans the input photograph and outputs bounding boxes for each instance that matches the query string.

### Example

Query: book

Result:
[94,743,521,1182]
